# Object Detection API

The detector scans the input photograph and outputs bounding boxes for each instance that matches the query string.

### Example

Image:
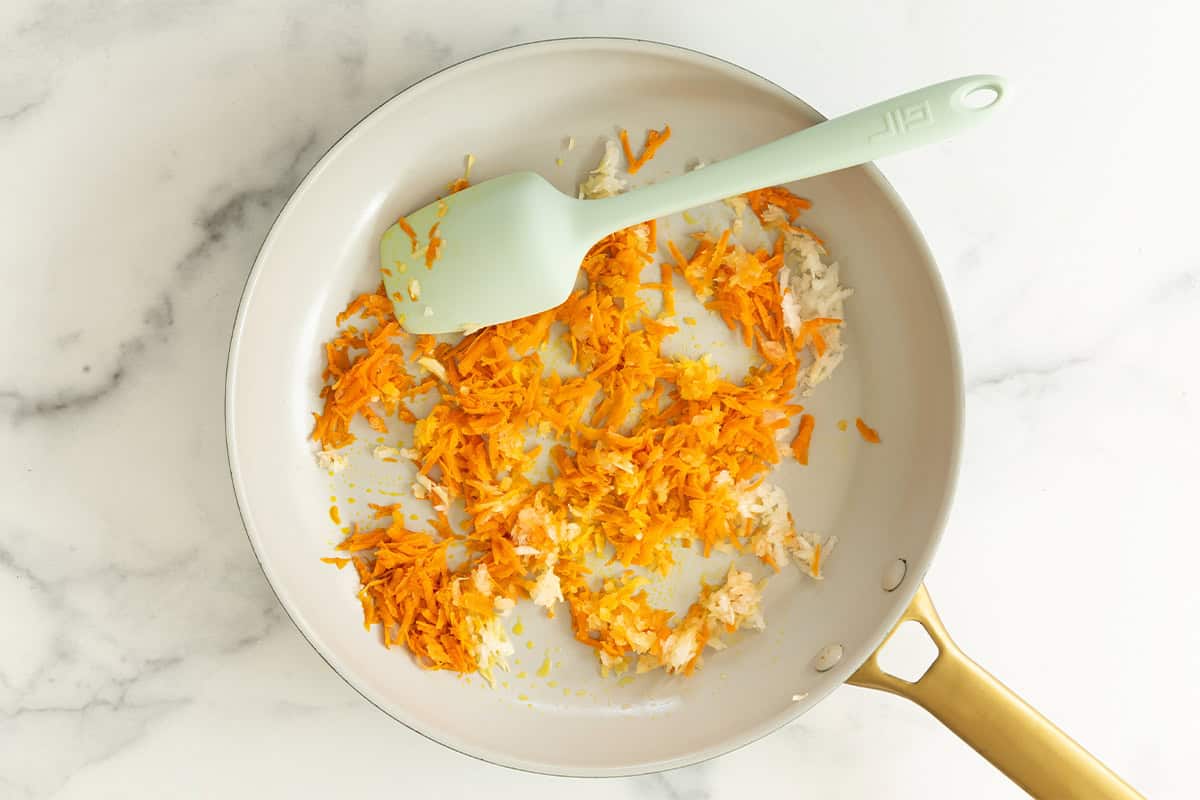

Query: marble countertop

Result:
[2,1,1198,797]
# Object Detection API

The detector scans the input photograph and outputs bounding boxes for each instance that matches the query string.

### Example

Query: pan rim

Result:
[224,35,964,777]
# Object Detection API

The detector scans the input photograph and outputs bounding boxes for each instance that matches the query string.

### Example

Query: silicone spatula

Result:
[382,75,1006,334]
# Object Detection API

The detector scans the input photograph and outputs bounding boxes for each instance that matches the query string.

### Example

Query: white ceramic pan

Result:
[225,38,1141,798]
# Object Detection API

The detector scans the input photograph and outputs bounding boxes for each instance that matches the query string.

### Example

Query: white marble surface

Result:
[2,1,1197,797]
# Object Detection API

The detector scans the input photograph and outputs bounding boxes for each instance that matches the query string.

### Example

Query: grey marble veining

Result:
[2,2,1198,798]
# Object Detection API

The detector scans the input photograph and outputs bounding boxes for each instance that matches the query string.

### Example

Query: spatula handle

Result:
[574,74,1007,239]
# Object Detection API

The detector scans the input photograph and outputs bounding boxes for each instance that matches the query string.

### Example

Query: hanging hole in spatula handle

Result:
[849,74,1009,156]
[959,81,1004,110]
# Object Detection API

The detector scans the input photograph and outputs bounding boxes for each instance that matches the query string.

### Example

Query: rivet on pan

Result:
[882,558,908,592]
[813,643,843,672]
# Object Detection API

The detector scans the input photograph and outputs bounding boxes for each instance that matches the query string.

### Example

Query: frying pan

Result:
[225,38,1142,798]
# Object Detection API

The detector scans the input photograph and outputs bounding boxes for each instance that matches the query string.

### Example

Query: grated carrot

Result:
[620,125,671,175]
[659,259,674,316]
[744,186,812,224]
[618,129,636,170]
[447,157,472,194]
[396,217,418,253]
[791,414,815,465]
[855,417,881,443]
[425,222,443,269]
[312,156,846,678]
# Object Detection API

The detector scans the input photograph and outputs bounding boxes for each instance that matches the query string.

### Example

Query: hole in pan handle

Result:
[847,585,1145,800]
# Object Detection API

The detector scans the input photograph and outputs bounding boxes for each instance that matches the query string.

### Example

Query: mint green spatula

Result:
[382,74,1006,334]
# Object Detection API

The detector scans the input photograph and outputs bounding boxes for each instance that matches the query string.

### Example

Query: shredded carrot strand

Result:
[791,414,815,465]
[396,217,418,253]
[744,186,812,224]
[619,129,636,170]
[660,261,675,316]
[425,222,443,269]
[621,125,672,174]
[855,417,881,443]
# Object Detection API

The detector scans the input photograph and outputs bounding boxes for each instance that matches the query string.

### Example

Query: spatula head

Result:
[381,172,584,334]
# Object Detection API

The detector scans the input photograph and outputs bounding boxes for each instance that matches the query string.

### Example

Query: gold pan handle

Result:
[848,585,1144,799]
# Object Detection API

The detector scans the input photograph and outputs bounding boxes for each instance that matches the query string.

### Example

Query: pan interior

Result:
[226,38,961,776]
